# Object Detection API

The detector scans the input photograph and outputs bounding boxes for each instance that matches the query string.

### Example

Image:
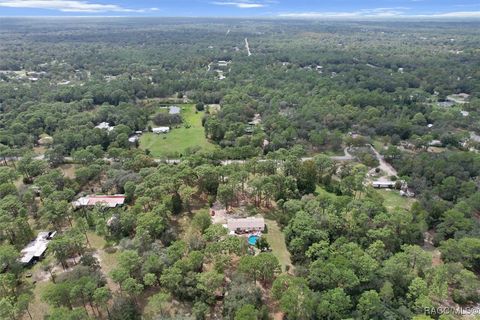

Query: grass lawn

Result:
[87,232,119,273]
[26,281,51,320]
[377,189,415,211]
[265,219,293,273]
[307,149,345,157]
[139,104,217,158]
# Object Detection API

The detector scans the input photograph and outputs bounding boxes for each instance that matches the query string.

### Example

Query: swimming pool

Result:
[248,235,259,246]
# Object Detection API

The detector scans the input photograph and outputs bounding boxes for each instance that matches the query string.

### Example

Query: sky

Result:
[0,0,479,18]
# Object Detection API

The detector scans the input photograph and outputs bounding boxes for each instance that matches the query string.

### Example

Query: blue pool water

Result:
[248,235,259,246]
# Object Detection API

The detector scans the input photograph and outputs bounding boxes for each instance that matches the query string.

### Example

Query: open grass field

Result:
[139,104,216,158]
[87,232,119,274]
[265,219,293,273]
[377,189,415,211]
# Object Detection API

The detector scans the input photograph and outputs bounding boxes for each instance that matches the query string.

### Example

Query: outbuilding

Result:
[372,181,396,188]
[152,127,170,134]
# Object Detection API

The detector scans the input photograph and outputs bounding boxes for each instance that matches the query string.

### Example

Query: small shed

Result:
[152,127,170,134]
[372,181,396,189]
[169,106,181,115]
[429,140,443,147]
[128,135,139,143]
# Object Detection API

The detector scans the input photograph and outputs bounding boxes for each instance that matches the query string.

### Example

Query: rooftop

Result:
[227,217,265,231]
[152,127,170,134]
[128,135,140,143]
[372,180,396,186]
[20,231,56,264]
[73,195,126,208]
[169,106,181,114]
[95,122,114,132]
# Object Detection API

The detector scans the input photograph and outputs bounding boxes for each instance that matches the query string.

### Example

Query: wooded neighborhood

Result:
[0,16,479,320]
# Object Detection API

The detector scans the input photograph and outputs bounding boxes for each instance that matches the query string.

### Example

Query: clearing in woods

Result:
[139,104,216,158]
[265,219,293,273]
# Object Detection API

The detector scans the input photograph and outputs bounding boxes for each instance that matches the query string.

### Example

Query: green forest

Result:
[0,18,480,320]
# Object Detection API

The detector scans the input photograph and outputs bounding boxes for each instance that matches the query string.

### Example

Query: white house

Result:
[152,127,170,134]
[73,195,126,209]
[95,122,114,132]
[20,231,56,265]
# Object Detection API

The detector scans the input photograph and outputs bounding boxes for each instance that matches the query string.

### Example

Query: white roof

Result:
[227,217,265,231]
[95,122,114,131]
[169,106,181,114]
[372,181,395,186]
[73,195,126,208]
[128,136,139,143]
[20,232,51,264]
[152,127,170,133]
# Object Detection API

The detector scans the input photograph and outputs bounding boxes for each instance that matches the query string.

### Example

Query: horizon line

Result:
[1,15,480,20]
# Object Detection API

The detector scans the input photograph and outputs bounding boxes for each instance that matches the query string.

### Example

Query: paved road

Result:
[159,147,354,165]
[245,38,252,56]
[5,147,354,167]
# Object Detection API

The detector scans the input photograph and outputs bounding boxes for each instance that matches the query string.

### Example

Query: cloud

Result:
[279,7,408,18]
[211,1,266,9]
[429,11,480,18]
[0,0,152,13]
[278,8,480,19]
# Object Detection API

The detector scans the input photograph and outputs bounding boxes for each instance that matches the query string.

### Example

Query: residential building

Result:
[20,231,56,265]
[227,217,265,233]
[73,195,126,208]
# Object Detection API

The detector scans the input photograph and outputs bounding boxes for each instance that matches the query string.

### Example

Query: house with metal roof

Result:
[73,195,126,208]
[19,231,56,265]
[227,217,265,233]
